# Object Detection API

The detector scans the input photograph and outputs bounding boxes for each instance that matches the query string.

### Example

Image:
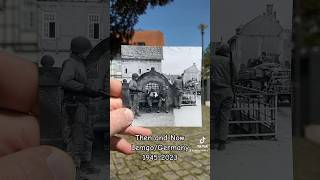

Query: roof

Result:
[184,63,200,73]
[234,5,284,37]
[129,30,164,46]
[239,15,283,36]
[121,45,163,60]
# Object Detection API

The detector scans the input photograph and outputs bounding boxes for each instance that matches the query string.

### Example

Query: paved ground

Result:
[110,106,210,180]
[86,106,320,180]
[213,107,293,180]
[174,96,202,127]
[132,111,175,127]
[293,137,320,180]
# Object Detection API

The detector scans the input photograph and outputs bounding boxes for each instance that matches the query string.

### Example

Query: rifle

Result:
[229,51,236,103]
[129,89,147,94]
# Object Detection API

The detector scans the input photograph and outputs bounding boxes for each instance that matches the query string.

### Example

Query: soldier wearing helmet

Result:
[60,36,101,179]
[129,73,142,118]
[173,75,183,109]
[211,43,238,151]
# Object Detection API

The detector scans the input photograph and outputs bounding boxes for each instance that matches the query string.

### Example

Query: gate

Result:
[229,85,278,139]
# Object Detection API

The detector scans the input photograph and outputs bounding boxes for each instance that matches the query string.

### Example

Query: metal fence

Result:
[229,85,278,139]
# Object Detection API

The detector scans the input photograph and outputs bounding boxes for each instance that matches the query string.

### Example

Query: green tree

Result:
[202,43,211,80]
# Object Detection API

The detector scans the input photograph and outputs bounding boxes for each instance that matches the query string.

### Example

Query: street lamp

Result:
[198,23,208,105]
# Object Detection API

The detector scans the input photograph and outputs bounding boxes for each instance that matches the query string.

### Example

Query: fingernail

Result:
[124,108,134,123]
[47,151,73,180]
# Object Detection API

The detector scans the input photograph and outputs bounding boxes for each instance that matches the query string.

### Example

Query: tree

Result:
[202,43,211,80]
[296,0,320,47]
[110,0,173,55]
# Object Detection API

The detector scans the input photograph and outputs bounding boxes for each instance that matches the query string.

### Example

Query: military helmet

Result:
[132,73,139,79]
[40,55,55,67]
[70,36,93,54]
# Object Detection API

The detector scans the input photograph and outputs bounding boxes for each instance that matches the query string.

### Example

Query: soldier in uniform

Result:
[60,36,102,180]
[129,73,141,118]
[146,88,159,113]
[122,79,131,108]
[158,86,170,113]
[173,76,183,109]
[211,44,237,151]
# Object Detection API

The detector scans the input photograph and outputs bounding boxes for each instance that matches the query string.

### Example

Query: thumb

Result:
[0,146,75,180]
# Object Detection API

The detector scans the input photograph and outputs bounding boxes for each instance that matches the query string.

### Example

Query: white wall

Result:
[122,59,162,80]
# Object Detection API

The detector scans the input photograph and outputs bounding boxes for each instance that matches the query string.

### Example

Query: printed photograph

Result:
[37,1,109,180]
[111,45,203,127]
[110,0,211,179]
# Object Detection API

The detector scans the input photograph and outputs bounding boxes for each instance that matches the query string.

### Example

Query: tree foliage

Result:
[110,0,173,54]
[298,0,320,47]
[202,43,211,80]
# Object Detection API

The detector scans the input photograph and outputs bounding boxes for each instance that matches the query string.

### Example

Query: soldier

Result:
[146,88,159,113]
[60,36,102,180]
[211,43,237,151]
[158,86,170,113]
[173,76,183,109]
[122,79,131,108]
[129,73,141,118]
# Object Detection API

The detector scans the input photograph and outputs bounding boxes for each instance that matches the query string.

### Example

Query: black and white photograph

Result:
[111,45,203,127]
[37,1,109,180]
[211,0,293,180]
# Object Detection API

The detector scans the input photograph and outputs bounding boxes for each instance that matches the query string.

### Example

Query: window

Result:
[139,69,142,74]
[145,83,160,91]
[137,42,146,46]
[88,15,100,39]
[43,13,56,39]
[0,0,5,11]
[22,0,36,31]
[125,68,128,74]
[24,11,36,31]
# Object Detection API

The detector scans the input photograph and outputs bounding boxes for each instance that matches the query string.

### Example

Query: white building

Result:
[110,45,163,81]
[183,63,201,83]
[37,0,109,67]
[228,4,292,71]
[0,0,38,61]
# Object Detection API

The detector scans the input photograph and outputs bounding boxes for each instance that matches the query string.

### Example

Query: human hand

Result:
[0,52,75,180]
[110,80,152,154]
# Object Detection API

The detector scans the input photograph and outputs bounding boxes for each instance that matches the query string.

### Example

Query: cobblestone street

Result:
[110,106,210,180]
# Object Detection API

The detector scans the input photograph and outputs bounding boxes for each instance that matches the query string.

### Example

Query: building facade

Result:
[38,0,109,67]
[111,45,163,81]
[183,63,201,83]
[129,30,164,46]
[228,4,292,71]
[0,0,38,60]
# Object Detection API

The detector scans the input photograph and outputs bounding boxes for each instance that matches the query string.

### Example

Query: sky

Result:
[135,0,210,48]
[162,47,202,75]
[213,0,293,42]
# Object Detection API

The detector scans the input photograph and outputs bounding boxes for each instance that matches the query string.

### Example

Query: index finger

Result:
[0,52,38,113]
[110,79,122,98]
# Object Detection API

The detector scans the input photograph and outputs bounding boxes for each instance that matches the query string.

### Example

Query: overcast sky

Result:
[212,0,293,42]
[162,47,202,75]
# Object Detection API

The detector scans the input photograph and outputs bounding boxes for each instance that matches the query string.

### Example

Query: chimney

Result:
[266,4,273,16]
